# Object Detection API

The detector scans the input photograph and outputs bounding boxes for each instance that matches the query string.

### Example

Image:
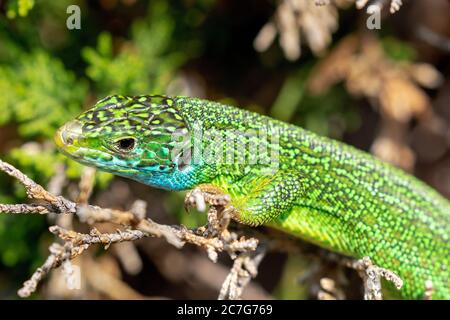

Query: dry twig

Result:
[308,34,443,171]
[0,159,76,214]
[344,256,403,300]
[254,0,405,61]
[219,245,267,300]
[0,159,259,298]
[18,242,80,297]
[423,280,433,300]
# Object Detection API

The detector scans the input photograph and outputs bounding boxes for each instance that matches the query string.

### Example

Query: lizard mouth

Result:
[54,120,110,165]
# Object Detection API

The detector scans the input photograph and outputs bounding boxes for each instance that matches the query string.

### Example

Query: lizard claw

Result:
[184,186,232,213]
[184,188,207,212]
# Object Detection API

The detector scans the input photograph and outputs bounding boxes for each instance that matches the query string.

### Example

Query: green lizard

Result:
[55,95,449,299]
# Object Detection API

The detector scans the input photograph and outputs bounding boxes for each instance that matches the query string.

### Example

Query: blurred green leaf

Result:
[6,0,35,19]
[0,50,87,138]
[272,68,359,139]
[381,36,417,62]
[273,254,309,300]
[83,1,188,97]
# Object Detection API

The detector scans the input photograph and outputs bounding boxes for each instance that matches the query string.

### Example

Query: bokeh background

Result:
[0,0,449,299]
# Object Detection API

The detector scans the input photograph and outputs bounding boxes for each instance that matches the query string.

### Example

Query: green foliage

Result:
[0,0,207,279]
[273,254,309,300]
[0,50,87,138]
[6,0,35,19]
[0,214,46,267]
[381,36,417,62]
[82,2,188,96]
[0,25,91,274]
[169,192,208,228]
[271,68,359,139]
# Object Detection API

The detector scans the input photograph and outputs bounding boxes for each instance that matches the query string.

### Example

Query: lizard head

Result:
[55,95,192,189]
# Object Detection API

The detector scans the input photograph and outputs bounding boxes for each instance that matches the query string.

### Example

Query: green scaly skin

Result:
[55,95,449,299]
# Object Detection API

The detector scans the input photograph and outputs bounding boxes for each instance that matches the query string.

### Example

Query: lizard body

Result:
[55,95,450,299]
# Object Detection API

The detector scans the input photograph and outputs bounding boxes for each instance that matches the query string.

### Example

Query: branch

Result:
[0,203,50,214]
[0,159,76,214]
[344,256,403,300]
[18,242,82,298]
[0,159,259,298]
[50,226,147,248]
[219,245,267,300]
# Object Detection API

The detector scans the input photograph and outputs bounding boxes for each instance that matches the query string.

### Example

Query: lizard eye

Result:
[115,138,136,152]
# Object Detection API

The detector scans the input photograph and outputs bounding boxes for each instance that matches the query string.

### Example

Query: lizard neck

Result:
[128,165,201,191]
[175,96,283,183]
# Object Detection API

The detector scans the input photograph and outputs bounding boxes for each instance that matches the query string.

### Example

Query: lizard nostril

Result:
[62,131,74,145]
[55,120,83,147]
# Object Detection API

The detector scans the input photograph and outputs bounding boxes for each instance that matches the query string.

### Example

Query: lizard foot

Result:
[184,184,231,213]
[184,184,236,237]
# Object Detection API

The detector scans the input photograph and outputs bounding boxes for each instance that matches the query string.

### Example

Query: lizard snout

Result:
[54,120,83,149]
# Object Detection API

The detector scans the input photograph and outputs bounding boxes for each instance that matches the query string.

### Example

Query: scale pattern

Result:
[55,95,450,299]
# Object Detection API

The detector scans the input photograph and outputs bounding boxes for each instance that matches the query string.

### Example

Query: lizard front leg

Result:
[184,184,232,213]
[185,171,303,228]
[184,184,236,237]
[231,171,304,226]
